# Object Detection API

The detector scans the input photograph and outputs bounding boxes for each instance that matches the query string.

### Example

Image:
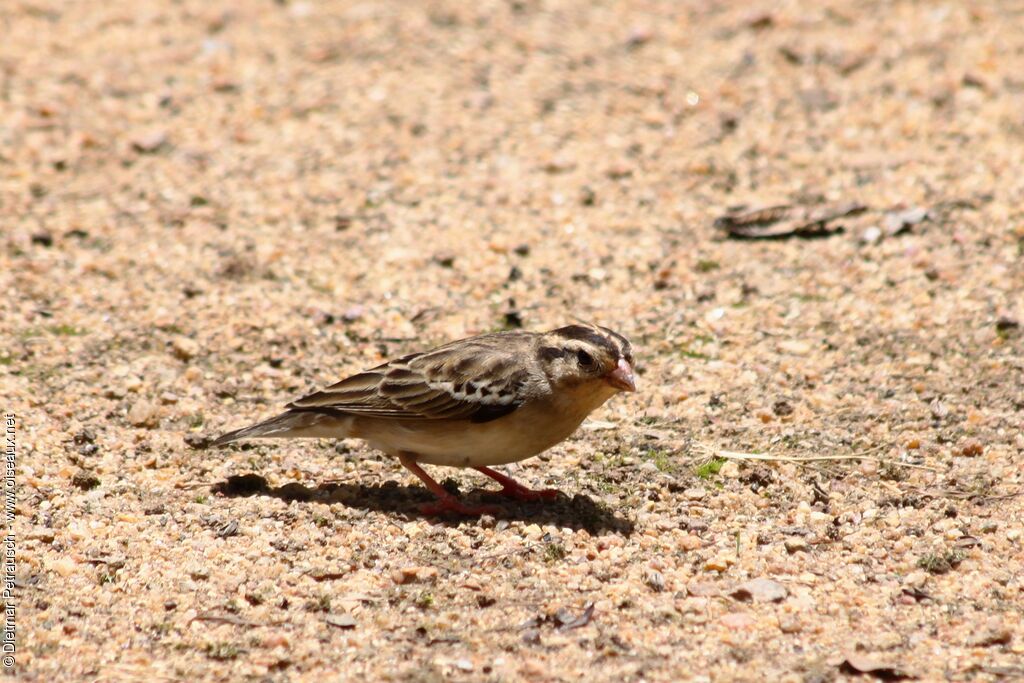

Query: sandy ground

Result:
[5,0,1024,680]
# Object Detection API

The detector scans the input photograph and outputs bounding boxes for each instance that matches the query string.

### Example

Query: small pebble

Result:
[683,487,706,501]
[958,440,984,457]
[883,206,928,234]
[778,340,811,356]
[52,557,78,577]
[719,461,740,478]
[27,528,56,543]
[131,129,168,153]
[784,538,809,554]
[686,581,720,597]
[861,225,882,244]
[720,612,756,630]
[392,566,437,584]
[128,400,159,428]
[730,578,788,603]
[705,556,735,572]
[325,614,357,629]
[778,615,802,633]
[903,571,928,588]
[171,336,199,361]
[645,570,666,592]
[679,534,704,551]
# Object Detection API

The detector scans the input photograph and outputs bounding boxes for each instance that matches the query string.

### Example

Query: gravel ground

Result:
[6,0,1024,681]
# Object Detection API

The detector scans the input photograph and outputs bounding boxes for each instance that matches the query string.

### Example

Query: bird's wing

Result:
[286,342,539,423]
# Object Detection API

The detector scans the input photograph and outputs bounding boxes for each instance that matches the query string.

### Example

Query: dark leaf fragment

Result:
[714,202,866,239]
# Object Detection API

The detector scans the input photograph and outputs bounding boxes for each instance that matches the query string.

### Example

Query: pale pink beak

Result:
[605,358,637,392]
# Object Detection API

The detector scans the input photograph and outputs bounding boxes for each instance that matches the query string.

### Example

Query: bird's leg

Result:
[474,466,561,502]
[397,452,498,516]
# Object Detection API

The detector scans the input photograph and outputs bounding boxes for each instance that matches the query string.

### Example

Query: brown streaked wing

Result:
[284,343,533,422]
[285,368,401,417]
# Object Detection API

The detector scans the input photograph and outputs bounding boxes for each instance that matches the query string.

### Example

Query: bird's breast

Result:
[355,382,616,467]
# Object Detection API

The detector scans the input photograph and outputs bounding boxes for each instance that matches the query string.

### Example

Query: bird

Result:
[211,323,636,515]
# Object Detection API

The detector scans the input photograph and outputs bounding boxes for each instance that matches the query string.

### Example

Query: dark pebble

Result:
[184,434,213,450]
[72,471,101,491]
[32,232,54,247]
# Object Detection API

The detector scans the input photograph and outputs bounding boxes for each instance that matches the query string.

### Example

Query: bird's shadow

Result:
[211,473,635,536]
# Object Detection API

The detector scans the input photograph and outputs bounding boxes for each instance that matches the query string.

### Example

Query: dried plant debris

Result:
[714,202,867,239]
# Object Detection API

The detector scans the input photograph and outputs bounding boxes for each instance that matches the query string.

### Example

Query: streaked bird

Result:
[212,323,636,515]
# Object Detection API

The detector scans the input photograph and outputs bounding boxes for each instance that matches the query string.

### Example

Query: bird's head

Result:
[538,324,636,394]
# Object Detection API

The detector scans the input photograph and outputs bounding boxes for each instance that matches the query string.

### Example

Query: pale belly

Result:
[353,387,615,467]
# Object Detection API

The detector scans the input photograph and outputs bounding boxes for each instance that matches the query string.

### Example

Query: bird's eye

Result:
[576,349,595,368]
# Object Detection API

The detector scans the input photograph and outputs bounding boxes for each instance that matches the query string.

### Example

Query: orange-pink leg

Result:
[398,453,498,516]
[473,466,561,502]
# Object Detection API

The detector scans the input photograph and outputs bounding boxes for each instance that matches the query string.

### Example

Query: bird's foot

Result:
[496,483,561,502]
[419,495,499,517]
[473,466,561,503]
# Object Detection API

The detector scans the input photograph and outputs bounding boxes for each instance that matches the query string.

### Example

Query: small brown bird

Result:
[212,323,636,515]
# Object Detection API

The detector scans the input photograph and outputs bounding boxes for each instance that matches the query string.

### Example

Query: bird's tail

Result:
[210,409,352,447]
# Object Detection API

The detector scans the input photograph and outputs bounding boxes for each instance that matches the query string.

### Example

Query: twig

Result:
[175,481,216,490]
[972,490,1024,502]
[910,485,1024,502]
[704,448,941,472]
[191,612,286,628]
